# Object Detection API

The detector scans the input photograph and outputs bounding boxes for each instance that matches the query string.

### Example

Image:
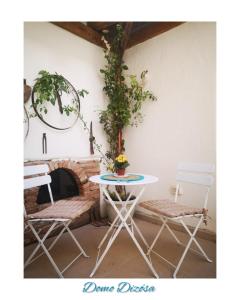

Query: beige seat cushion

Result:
[28,200,95,220]
[139,199,203,218]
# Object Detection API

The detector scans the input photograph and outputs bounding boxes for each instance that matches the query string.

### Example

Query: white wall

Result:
[124,22,216,231]
[24,22,107,160]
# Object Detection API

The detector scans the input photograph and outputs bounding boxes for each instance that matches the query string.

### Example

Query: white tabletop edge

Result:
[89,173,159,186]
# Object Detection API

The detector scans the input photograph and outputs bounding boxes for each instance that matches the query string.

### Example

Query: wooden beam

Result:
[87,22,117,31]
[120,22,133,59]
[127,22,185,49]
[51,22,105,48]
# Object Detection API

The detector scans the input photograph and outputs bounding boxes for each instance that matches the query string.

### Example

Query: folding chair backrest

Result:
[24,164,49,177]
[24,165,54,216]
[177,162,215,174]
[176,172,214,187]
[175,162,215,208]
[24,174,52,189]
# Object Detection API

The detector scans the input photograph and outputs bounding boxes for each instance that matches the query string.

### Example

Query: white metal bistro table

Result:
[89,173,159,278]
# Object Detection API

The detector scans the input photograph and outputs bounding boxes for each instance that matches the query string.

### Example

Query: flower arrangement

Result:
[114,154,130,175]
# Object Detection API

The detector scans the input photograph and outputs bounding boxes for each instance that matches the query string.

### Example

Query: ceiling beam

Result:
[51,22,105,48]
[120,22,133,59]
[127,22,184,49]
[87,22,117,31]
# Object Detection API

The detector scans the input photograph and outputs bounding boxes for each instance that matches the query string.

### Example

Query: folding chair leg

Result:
[25,225,68,266]
[26,221,63,278]
[48,224,67,251]
[131,218,134,235]
[181,218,212,263]
[24,241,42,269]
[192,239,212,262]
[24,222,57,268]
[165,221,181,245]
[131,217,149,249]
[173,217,203,278]
[147,219,167,255]
[63,222,89,258]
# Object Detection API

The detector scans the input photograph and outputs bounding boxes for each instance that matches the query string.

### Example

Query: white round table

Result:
[89,173,159,278]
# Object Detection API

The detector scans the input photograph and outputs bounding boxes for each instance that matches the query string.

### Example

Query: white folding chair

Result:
[139,162,215,278]
[24,164,95,278]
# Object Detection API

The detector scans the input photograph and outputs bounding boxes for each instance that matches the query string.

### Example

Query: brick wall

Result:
[24,159,100,245]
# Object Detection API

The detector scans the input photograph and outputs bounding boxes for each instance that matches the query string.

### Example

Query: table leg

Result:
[97,194,135,249]
[131,217,150,249]
[90,215,125,277]
[90,185,159,278]
[97,211,120,249]
[123,217,159,278]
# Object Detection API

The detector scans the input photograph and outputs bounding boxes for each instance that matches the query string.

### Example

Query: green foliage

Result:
[99,24,157,161]
[114,160,130,170]
[33,70,88,116]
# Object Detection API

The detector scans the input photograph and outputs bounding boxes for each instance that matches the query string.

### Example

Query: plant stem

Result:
[55,89,63,114]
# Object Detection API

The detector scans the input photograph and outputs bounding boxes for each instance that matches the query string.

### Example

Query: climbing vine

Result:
[99,24,157,161]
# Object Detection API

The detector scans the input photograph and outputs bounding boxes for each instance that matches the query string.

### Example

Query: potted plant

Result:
[114,153,130,176]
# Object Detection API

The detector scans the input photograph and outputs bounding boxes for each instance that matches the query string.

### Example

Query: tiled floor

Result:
[24,218,216,278]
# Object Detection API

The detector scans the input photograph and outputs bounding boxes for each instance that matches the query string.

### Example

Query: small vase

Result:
[117,168,125,176]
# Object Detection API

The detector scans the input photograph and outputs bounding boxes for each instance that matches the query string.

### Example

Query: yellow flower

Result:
[116,154,128,163]
[107,163,114,172]
[122,155,127,162]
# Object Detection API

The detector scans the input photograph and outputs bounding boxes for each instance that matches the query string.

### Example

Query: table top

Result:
[89,173,159,186]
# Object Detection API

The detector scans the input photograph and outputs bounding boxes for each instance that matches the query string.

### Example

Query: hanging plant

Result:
[32,70,88,115]
[99,24,157,162]
[31,70,88,130]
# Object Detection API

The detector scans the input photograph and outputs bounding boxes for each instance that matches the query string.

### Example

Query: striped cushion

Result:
[28,200,95,220]
[139,199,203,218]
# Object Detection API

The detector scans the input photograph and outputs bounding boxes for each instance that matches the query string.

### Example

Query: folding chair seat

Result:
[27,200,94,220]
[140,199,204,218]
[139,162,215,278]
[24,164,95,278]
